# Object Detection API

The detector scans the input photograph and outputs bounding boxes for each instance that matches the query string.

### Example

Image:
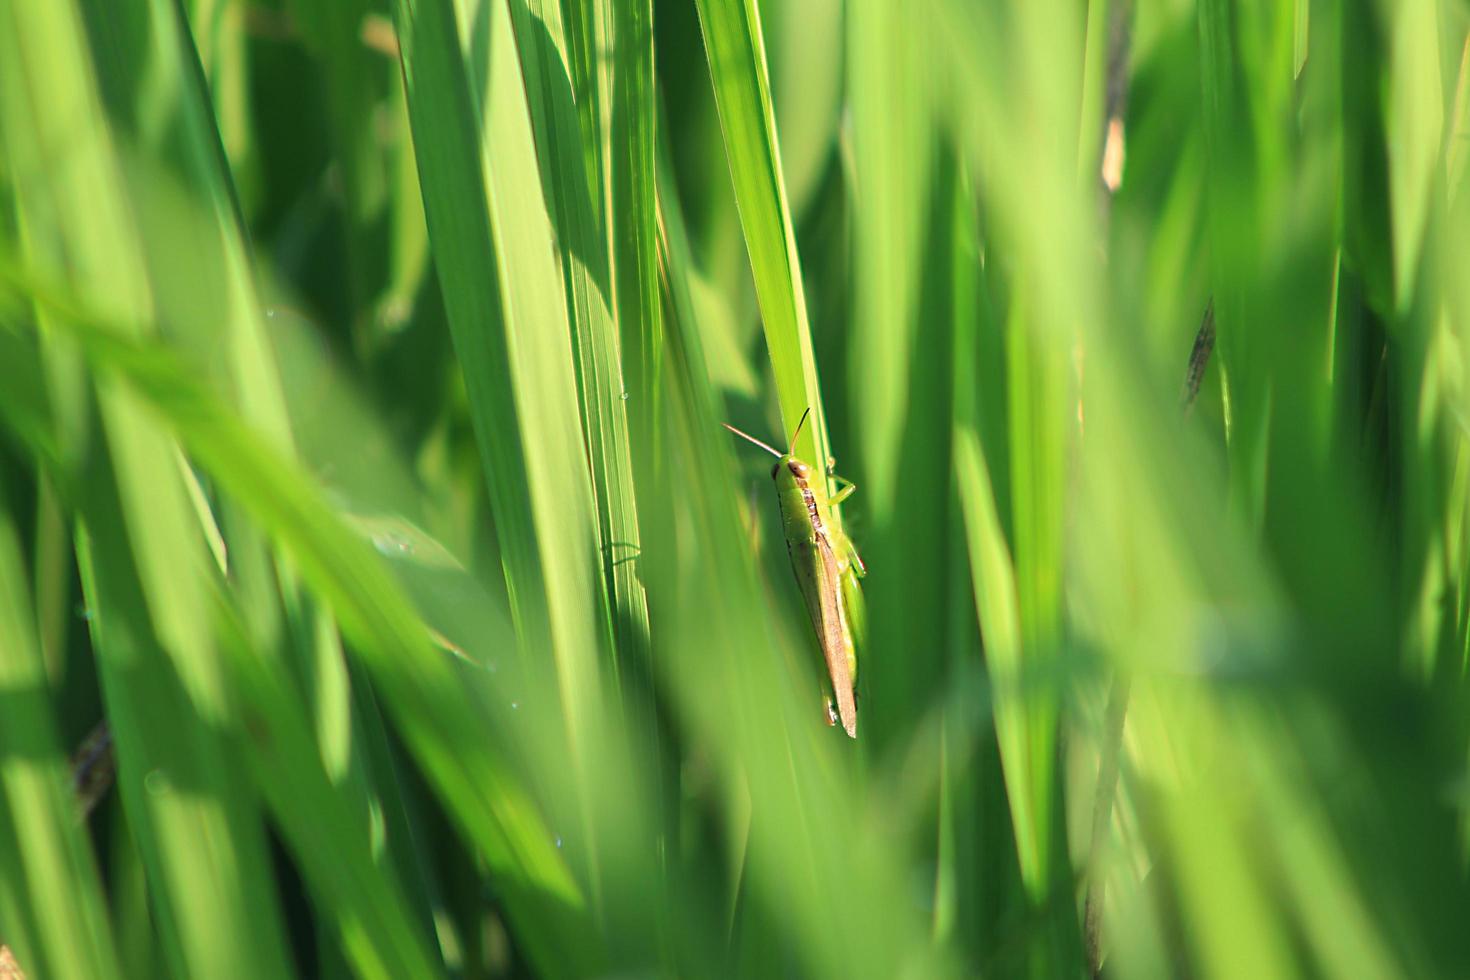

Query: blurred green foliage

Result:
[2,0,1470,976]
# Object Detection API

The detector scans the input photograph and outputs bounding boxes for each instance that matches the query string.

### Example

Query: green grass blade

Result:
[393,1,635,948]
[509,0,651,688]
[559,0,662,435]
[393,0,558,661]
[288,0,394,339]
[692,0,839,509]
[0,276,583,918]
[392,0,607,708]
[215,596,446,980]
[0,488,123,980]
[181,0,258,208]
[601,0,662,437]
[952,430,1027,882]
[1384,0,1444,312]
[504,8,668,960]
[0,3,299,974]
[846,0,930,518]
[72,453,299,980]
[76,4,435,960]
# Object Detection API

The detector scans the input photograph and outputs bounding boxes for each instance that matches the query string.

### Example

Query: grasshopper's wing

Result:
[813,532,858,738]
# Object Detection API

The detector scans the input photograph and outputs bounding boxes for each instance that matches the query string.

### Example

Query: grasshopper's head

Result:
[724,407,816,491]
[771,455,814,489]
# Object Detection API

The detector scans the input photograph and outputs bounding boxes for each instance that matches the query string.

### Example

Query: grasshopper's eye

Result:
[770,462,781,479]
[789,460,812,478]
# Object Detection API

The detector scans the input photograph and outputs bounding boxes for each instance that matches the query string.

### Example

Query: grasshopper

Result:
[725,409,866,738]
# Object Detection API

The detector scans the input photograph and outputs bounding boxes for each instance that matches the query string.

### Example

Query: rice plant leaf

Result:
[288,0,395,331]
[0,4,299,974]
[601,0,662,435]
[213,594,446,980]
[392,0,608,727]
[1384,0,1444,311]
[0,489,124,980]
[558,0,662,434]
[847,0,930,518]
[692,0,840,517]
[508,0,651,689]
[953,430,1029,872]
[0,274,584,945]
[75,2,437,959]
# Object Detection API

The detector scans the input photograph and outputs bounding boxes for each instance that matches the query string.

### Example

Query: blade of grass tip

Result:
[0,487,124,980]
[0,277,585,969]
[1,3,299,975]
[692,0,840,517]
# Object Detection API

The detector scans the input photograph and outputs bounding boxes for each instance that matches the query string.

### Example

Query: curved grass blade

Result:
[0,274,585,964]
[0,3,299,973]
[691,0,842,522]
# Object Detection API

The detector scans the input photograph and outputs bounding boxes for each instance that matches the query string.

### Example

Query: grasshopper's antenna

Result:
[722,422,783,458]
[787,407,812,455]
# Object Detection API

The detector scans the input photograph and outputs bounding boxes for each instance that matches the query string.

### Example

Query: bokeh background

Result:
[4,0,1470,976]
